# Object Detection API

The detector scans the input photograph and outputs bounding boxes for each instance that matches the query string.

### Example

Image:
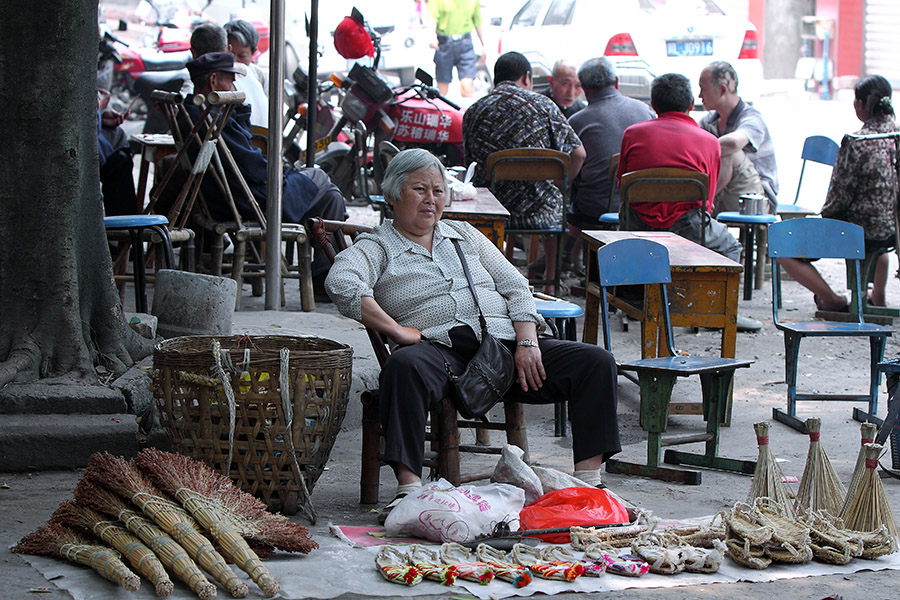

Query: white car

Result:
[498,0,762,105]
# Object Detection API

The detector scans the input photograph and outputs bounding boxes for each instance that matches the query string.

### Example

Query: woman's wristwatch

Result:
[517,338,538,348]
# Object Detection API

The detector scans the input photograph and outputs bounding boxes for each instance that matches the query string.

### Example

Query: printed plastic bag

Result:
[519,487,630,543]
[491,445,543,503]
[533,466,591,494]
[384,478,525,543]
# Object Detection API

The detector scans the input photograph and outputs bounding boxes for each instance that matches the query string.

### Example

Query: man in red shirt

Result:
[618,73,760,332]
[618,73,740,262]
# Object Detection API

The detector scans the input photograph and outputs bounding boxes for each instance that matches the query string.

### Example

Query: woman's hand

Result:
[515,344,546,391]
[392,326,422,347]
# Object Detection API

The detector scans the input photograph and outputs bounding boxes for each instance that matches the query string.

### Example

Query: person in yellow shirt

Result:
[428,0,486,97]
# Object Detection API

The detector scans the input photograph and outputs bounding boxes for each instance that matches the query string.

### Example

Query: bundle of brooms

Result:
[794,417,846,518]
[14,450,317,599]
[747,422,792,518]
[839,443,900,549]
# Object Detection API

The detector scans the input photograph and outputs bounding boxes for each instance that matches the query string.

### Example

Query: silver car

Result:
[498,0,763,104]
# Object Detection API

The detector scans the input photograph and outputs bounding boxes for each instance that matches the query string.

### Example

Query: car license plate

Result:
[666,39,713,57]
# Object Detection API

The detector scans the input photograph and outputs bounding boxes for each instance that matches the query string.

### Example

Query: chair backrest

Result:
[596,238,676,355]
[768,218,866,324]
[794,135,839,204]
[620,168,709,243]
[486,148,570,183]
[606,152,620,213]
[250,125,268,154]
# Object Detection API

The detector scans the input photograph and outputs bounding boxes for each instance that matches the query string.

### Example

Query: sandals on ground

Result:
[374,545,422,586]
[406,544,458,585]
[474,544,533,587]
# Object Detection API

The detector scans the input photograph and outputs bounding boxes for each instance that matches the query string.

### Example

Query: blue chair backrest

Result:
[801,135,840,166]
[768,218,864,261]
[597,239,671,287]
[596,238,675,354]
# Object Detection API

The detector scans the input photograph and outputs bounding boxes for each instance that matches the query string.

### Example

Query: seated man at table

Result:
[180,52,347,290]
[618,73,760,332]
[542,60,586,118]
[463,51,585,288]
[698,61,778,215]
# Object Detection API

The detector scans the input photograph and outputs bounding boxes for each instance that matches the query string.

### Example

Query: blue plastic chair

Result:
[597,239,754,484]
[793,135,839,205]
[768,218,893,432]
[104,215,175,313]
[534,296,584,437]
[716,208,778,300]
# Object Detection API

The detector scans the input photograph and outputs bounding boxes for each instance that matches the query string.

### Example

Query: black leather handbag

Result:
[437,239,516,420]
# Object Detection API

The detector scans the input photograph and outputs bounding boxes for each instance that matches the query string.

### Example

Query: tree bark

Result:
[0,0,150,387]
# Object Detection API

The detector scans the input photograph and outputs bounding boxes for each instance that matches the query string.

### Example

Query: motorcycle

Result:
[317,9,465,214]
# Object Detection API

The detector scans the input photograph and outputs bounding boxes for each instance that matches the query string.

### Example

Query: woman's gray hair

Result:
[381,148,446,202]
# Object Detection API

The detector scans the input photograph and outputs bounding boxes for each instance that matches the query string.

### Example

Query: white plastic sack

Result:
[384,478,525,543]
[533,466,591,494]
[491,444,543,504]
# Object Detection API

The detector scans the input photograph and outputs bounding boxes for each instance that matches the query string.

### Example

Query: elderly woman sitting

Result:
[326,149,621,519]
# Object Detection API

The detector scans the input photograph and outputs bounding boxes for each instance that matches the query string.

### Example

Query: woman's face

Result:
[391,166,446,237]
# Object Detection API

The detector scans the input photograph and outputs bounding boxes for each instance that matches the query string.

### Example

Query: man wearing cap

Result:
[428,0,486,98]
[181,52,347,293]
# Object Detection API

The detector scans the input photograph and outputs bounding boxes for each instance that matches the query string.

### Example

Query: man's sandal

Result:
[541,545,605,577]
[584,542,649,577]
[511,542,584,581]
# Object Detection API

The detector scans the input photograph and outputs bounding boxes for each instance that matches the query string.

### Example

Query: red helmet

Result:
[334,15,374,59]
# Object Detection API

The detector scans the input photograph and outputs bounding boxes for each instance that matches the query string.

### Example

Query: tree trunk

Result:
[0,0,150,387]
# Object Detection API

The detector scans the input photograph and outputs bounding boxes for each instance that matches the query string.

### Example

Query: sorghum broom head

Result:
[13,523,140,592]
[53,500,174,597]
[794,417,847,517]
[841,422,878,516]
[75,468,220,600]
[135,448,316,554]
[135,449,280,597]
[840,443,900,548]
[748,421,792,518]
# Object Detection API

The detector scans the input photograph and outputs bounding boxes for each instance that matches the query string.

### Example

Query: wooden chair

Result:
[306,217,529,504]
[487,148,570,294]
[620,168,709,246]
[597,239,754,485]
[769,218,893,432]
[150,91,315,311]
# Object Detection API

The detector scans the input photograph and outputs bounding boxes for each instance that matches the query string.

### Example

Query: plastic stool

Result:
[716,211,777,300]
[598,212,619,227]
[104,215,175,313]
[535,297,584,437]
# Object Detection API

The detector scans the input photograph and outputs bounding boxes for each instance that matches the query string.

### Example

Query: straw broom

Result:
[839,443,900,548]
[135,448,316,555]
[53,500,174,597]
[74,478,217,600]
[747,422,793,518]
[840,422,878,517]
[794,417,847,517]
[135,449,279,597]
[84,453,248,598]
[13,523,140,592]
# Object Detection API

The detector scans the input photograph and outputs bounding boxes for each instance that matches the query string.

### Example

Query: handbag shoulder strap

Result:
[450,238,489,331]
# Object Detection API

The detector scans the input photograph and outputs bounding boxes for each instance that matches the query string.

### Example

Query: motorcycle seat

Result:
[134,70,188,95]
[139,50,190,72]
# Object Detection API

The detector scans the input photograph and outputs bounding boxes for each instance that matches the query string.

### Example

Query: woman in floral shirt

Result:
[781,75,898,310]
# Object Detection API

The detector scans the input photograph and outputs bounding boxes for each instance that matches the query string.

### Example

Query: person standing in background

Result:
[428,0,486,98]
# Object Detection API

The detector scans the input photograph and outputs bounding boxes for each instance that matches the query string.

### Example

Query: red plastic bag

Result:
[518,487,630,543]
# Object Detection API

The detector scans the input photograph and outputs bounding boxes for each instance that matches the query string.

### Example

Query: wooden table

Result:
[583,231,742,415]
[130,133,176,213]
[442,187,509,250]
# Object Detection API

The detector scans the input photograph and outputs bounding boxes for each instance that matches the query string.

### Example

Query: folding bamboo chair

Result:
[149,90,315,311]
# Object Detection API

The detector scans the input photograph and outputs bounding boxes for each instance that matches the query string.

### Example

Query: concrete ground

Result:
[3,83,900,598]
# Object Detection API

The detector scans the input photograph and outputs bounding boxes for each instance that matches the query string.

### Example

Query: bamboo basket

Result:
[152,335,352,517]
